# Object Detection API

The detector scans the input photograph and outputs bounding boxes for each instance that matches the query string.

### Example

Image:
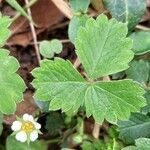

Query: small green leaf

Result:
[75,14,134,80]
[39,39,63,58]
[0,15,11,47]
[122,138,150,150]
[32,58,145,124]
[68,15,88,43]
[126,60,150,84]
[69,0,90,13]
[103,0,146,30]
[0,112,3,136]
[45,112,64,135]
[6,0,31,21]
[118,113,150,144]
[129,31,150,55]
[6,136,47,150]
[0,50,26,114]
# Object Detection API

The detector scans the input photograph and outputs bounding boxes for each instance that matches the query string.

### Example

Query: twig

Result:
[25,0,41,65]
[92,76,110,139]
[136,25,150,31]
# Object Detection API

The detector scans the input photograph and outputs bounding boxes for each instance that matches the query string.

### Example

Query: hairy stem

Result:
[25,0,41,65]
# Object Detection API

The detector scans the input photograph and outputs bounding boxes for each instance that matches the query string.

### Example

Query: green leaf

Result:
[0,15,11,47]
[68,15,88,43]
[69,0,90,13]
[6,0,31,21]
[39,39,63,58]
[129,31,150,55]
[6,136,47,150]
[0,112,3,136]
[142,90,150,113]
[45,112,64,135]
[122,138,150,150]
[103,0,146,30]
[0,50,26,114]
[32,58,145,124]
[118,113,150,144]
[126,60,150,84]
[75,14,134,80]
[35,100,50,112]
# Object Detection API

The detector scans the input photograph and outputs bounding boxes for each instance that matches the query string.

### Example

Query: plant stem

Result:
[73,57,80,68]
[92,123,101,139]
[25,0,41,65]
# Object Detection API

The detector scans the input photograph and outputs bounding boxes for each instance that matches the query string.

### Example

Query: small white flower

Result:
[11,113,41,143]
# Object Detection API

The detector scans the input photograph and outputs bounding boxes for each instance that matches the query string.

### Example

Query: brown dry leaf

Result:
[4,91,37,125]
[51,0,73,19]
[7,0,63,46]
[91,0,105,13]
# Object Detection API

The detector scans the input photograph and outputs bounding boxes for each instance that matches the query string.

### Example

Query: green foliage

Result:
[0,14,26,114]
[32,15,146,124]
[32,57,145,124]
[69,0,90,13]
[45,112,64,135]
[81,138,122,150]
[142,90,150,113]
[129,31,150,55]
[6,136,47,150]
[75,14,133,79]
[126,60,150,84]
[0,50,26,114]
[39,39,63,58]
[68,15,88,43]
[0,15,11,47]
[0,113,3,136]
[103,0,146,30]
[118,113,150,144]
[122,138,150,150]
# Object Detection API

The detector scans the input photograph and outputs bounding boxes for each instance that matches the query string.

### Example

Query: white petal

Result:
[23,114,33,121]
[15,131,27,142]
[30,130,38,141]
[34,122,41,130]
[11,121,22,131]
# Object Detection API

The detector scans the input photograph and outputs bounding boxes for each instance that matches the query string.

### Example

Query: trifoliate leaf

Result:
[122,138,150,150]
[103,0,146,30]
[39,39,63,58]
[0,50,26,114]
[68,15,88,43]
[126,60,150,84]
[0,112,3,136]
[0,15,11,47]
[75,14,134,80]
[6,136,47,150]
[118,113,150,144]
[129,31,150,55]
[69,0,90,13]
[32,58,145,124]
